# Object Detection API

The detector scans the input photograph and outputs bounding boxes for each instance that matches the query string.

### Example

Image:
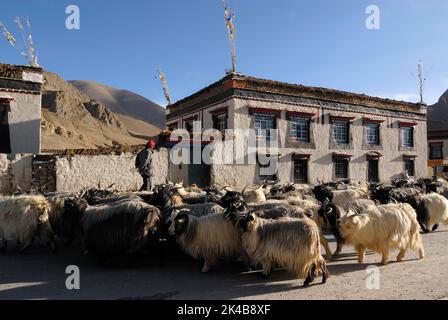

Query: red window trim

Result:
[183,115,199,123]
[363,117,385,124]
[249,107,281,116]
[332,152,353,160]
[330,115,355,123]
[0,98,13,104]
[292,153,311,160]
[287,111,315,118]
[210,107,228,116]
[367,152,383,159]
[398,121,417,127]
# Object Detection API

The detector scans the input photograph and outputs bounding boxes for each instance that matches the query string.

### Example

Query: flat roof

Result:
[167,73,426,119]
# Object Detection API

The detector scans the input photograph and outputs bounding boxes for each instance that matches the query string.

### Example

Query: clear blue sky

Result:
[1,0,446,106]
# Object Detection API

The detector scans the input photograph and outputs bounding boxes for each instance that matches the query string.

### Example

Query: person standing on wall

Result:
[135,140,156,191]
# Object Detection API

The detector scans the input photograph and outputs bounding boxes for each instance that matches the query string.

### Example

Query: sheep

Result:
[236,212,329,286]
[63,198,161,262]
[405,193,448,233]
[339,203,425,265]
[169,209,242,273]
[0,195,56,253]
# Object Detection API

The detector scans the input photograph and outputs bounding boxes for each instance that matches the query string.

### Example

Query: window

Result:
[254,114,276,140]
[213,113,227,133]
[365,123,380,145]
[294,159,308,183]
[167,122,178,131]
[401,126,414,148]
[290,117,310,143]
[185,121,194,134]
[334,158,349,179]
[429,143,443,160]
[258,154,278,181]
[404,159,415,177]
[332,120,349,144]
[368,159,379,182]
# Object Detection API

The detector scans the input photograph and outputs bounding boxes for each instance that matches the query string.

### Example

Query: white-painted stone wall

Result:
[54,148,169,193]
[0,153,34,194]
[221,97,428,185]
[0,91,41,154]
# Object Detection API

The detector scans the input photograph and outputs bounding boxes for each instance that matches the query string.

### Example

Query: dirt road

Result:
[0,226,447,300]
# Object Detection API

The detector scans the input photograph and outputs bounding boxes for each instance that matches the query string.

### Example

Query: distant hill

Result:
[428,90,448,132]
[40,71,161,150]
[70,80,166,129]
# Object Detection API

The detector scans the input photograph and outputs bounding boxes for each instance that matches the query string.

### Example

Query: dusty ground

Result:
[0,226,447,300]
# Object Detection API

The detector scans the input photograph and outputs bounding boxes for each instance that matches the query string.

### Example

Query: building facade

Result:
[427,126,448,177]
[0,63,43,155]
[166,73,427,188]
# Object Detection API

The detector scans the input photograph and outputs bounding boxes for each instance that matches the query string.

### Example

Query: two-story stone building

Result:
[165,73,427,188]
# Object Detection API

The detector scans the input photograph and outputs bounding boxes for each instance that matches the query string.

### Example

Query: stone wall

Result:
[0,153,34,194]
[44,147,168,193]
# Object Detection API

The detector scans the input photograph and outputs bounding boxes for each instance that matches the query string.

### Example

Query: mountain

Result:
[69,80,166,129]
[428,90,448,132]
[40,71,161,150]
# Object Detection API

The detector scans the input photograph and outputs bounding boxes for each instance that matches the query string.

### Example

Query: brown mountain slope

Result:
[70,80,166,128]
[428,90,448,132]
[41,71,158,150]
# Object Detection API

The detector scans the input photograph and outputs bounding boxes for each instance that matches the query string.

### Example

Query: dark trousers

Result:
[140,174,152,191]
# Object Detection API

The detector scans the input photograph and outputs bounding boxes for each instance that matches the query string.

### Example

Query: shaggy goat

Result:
[169,209,242,273]
[405,193,448,232]
[64,198,161,261]
[315,199,376,259]
[0,195,56,253]
[237,213,329,286]
[339,203,425,265]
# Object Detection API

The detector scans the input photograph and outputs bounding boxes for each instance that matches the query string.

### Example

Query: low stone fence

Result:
[0,146,169,195]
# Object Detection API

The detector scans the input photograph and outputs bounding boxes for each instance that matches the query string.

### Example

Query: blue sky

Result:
[0,0,447,106]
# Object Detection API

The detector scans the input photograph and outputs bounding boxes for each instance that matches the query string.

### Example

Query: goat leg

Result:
[304,263,317,286]
[20,238,34,254]
[0,239,7,253]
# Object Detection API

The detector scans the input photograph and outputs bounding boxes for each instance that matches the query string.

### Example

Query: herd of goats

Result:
[1,176,448,287]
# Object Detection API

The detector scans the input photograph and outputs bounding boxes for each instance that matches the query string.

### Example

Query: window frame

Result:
[293,158,309,183]
[367,159,379,182]
[429,142,443,160]
[290,116,310,143]
[404,158,415,177]
[332,120,350,145]
[334,158,349,179]
[257,154,278,182]
[401,126,414,148]
[212,112,228,133]
[365,123,380,146]
[254,113,276,141]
